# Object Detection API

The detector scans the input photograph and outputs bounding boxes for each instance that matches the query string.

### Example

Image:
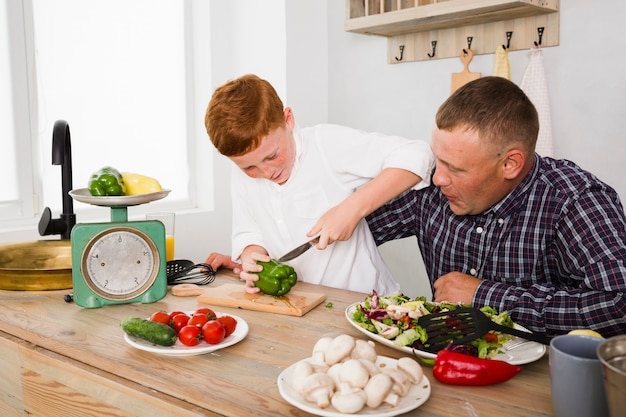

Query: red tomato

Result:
[188,314,209,328]
[216,315,237,337]
[170,313,190,333]
[195,307,217,320]
[178,325,201,346]
[169,310,186,320]
[485,332,499,343]
[149,311,171,326]
[201,320,225,344]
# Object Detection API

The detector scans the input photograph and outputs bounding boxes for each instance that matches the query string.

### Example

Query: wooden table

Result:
[0,274,555,416]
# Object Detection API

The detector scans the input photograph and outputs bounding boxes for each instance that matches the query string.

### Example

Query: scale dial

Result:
[81,226,160,301]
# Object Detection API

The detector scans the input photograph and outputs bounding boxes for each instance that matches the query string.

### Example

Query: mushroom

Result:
[301,373,335,409]
[331,382,367,414]
[372,320,400,339]
[326,362,342,388]
[364,372,398,408]
[397,356,424,384]
[383,368,411,397]
[358,358,381,377]
[338,359,370,389]
[310,336,332,372]
[291,360,314,395]
[350,339,377,363]
[324,334,356,365]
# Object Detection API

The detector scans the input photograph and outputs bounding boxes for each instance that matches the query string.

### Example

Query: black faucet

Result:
[38,120,76,240]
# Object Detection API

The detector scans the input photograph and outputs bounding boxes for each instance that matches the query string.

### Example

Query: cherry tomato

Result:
[178,325,201,346]
[485,332,499,343]
[188,314,209,328]
[149,311,171,326]
[169,310,187,320]
[201,320,225,344]
[170,313,190,333]
[217,315,237,337]
[195,307,217,320]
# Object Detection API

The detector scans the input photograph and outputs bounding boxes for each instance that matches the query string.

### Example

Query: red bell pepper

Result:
[433,349,522,386]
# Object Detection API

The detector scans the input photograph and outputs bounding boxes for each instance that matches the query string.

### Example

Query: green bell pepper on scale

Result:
[88,166,126,196]
[253,259,297,296]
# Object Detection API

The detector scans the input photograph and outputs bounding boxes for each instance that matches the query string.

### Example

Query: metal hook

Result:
[395,45,405,61]
[534,27,544,47]
[427,40,437,58]
[463,36,473,54]
[503,31,513,49]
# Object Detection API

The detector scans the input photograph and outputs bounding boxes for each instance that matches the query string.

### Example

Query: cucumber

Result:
[121,317,178,346]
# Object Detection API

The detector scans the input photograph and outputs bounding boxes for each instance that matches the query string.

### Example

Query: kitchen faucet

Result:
[38,120,76,240]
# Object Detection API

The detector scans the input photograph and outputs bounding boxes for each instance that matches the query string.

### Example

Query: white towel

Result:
[520,47,554,157]
[493,45,510,79]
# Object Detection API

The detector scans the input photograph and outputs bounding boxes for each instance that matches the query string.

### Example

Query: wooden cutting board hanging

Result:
[451,49,481,94]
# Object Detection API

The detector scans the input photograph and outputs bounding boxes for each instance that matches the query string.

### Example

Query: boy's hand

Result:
[308,200,361,249]
[239,249,271,294]
[205,252,242,274]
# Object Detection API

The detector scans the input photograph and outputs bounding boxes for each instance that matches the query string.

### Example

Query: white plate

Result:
[277,355,431,417]
[124,312,248,356]
[345,303,546,366]
[69,188,171,207]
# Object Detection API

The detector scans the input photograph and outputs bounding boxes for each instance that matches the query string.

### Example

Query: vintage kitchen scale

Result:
[68,188,171,308]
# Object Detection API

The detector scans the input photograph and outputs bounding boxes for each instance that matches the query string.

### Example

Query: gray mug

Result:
[550,334,609,417]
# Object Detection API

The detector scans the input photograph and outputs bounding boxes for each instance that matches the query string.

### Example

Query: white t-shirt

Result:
[230,124,434,294]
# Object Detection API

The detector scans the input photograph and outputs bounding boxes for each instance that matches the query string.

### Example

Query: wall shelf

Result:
[345,0,560,63]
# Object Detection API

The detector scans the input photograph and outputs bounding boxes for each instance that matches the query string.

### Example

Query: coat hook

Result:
[427,40,437,58]
[395,45,405,61]
[463,36,473,54]
[503,31,513,49]
[534,27,545,47]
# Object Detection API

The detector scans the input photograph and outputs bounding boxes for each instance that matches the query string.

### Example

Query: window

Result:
[1,0,202,236]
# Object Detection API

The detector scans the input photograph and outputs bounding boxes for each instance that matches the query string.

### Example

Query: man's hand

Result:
[433,272,482,304]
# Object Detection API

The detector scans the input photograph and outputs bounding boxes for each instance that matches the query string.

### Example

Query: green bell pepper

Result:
[88,166,126,196]
[253,259,297,296]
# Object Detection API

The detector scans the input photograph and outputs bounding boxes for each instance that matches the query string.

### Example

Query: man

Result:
[367,76,626,337]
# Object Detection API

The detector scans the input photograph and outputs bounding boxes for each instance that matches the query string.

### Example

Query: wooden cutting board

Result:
[451,49,481,93]
[195,283,327,316]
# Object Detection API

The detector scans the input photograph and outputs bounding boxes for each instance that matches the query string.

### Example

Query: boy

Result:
[204,74,434,294]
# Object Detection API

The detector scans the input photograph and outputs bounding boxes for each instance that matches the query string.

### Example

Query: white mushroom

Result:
[331,382,367,414]
[301,373,335,409]
[324,334,356,365]
[291,360,314,395]
[310,336,332,372]
[338,359,370,389]
[397,356,424,384]
[358,358,381,377]
[364,373,398,408]
[326,363,342,388]
[372,320,400,339]
[350,339,377,362]
[383,368,411,397]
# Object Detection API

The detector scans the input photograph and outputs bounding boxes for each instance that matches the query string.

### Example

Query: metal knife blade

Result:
[277,237,320,262]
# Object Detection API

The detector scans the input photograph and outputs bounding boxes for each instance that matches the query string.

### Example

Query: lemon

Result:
[568,329,604,339]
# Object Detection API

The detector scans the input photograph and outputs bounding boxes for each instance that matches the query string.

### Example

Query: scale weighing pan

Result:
[69,188,171,207]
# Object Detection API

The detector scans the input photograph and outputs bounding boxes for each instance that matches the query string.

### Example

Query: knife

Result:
[277,236,320,262]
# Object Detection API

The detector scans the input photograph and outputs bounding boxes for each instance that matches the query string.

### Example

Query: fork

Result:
[503,338,531,351]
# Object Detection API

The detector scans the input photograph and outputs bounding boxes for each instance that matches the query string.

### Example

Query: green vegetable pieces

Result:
[253,259,297,296]
[88,166,126,196]
[121,317,178,346]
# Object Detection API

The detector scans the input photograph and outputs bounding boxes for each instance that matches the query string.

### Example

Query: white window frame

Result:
[0,0,215,243]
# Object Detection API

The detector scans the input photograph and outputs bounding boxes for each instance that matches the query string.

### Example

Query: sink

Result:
[0,240,73,290]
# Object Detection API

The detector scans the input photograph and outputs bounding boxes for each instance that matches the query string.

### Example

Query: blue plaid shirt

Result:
[367,155,626,337]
